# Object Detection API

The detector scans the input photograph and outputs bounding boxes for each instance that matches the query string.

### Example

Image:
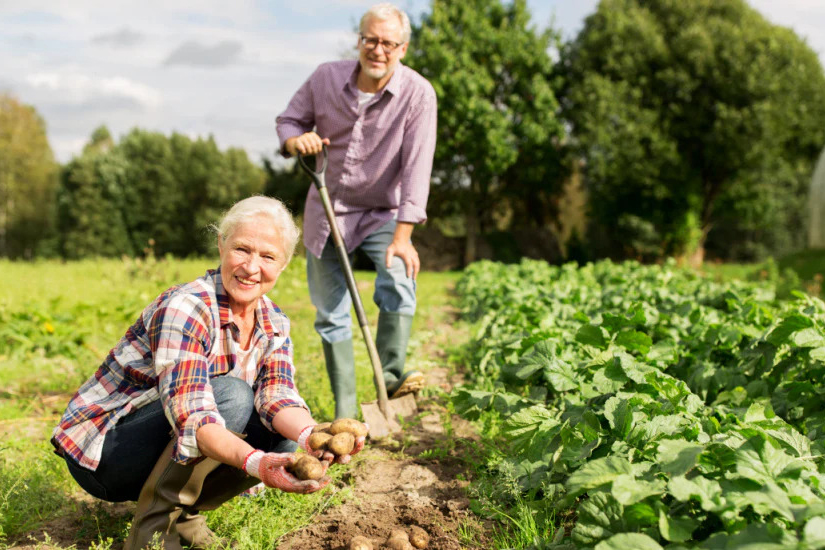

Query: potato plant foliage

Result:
[455,259,825,549]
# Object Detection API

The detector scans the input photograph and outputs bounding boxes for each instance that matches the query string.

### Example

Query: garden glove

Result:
[242,450,329,494]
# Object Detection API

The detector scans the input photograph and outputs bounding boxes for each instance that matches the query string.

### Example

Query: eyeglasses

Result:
[359,34,405,52]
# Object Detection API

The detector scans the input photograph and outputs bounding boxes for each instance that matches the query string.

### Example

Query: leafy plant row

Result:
[454,259,825,549]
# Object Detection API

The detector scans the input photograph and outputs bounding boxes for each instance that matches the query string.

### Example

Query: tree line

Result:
[3,0,824,265]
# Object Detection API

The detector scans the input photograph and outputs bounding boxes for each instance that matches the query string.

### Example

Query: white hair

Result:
[360,3,411,43]
[216,195,300,264]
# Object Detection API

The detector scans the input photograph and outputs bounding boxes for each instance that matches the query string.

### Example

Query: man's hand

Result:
[284,132,330,156]
[243,450,330,494]
[386,237,420,280]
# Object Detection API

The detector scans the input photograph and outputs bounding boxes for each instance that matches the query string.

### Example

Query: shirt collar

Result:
[214,267,281,336]
[346,60,404,99]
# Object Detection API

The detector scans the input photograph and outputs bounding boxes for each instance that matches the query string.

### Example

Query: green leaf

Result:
[544,358,579,392]
[803,516,825,548]
[700,522,799,549]
[503,405,561,455]
[623,502,658,528]
[577,324,608,349]
[725,481,795,522]
[668,476,725,512]
[658,509,699,542]
[793,328,825,348]
[567,456,633,497]
[604,397,634,438]
[657,439,704,476]
[810,347,825,362]
[616,330,653,354]
[647,339,677,362]
[611,474,665,506]
[594,533,663,550]
[767,314,814,346]
[639,414,687,439]
[734,436,799,485]
[506,339,554,380]
[571,492,625,547]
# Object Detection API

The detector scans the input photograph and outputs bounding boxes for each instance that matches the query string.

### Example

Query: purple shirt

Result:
[276,60,437,258]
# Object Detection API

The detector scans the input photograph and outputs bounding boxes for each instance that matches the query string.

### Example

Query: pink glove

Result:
[242,450,330,493]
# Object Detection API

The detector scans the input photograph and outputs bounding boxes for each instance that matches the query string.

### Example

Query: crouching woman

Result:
[51,196,364,549]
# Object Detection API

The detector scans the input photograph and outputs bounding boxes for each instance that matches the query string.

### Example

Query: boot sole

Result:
[389,372,426,399]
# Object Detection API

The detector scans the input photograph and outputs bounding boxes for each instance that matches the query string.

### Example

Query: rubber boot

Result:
[377,312,424,398]
[190,463,260,511]
[322,339,358,419]
[123,439,221,550]
[176,511,224,549]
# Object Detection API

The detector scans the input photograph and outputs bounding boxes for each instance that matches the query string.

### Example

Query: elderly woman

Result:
[51,196,364,549]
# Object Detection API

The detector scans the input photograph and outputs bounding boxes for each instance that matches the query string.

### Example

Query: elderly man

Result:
[276,3,437,419]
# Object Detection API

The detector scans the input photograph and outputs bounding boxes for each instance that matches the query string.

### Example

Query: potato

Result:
[386,530,413,550]
[308,432,333,451]
[349,535,373,550]
[312,422,331,434]
[327,432,356,457]
[287,455,325,480]
[386,538,413,550]
[328,418,368,437]
[409,526,429,549]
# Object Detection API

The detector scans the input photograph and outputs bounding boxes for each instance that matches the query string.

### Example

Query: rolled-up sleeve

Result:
[276,69,319,157]
[397,86,437,224]
[149,295,224,463]
[255,329,309,428]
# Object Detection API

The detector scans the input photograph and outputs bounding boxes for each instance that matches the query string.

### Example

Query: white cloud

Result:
[25,73,162,109]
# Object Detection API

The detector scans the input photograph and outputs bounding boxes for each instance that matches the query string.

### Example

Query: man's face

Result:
[358,16,408,82]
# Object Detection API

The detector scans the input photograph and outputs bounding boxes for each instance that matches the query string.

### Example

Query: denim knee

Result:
[211,376,254,433]
[373,259,416,315]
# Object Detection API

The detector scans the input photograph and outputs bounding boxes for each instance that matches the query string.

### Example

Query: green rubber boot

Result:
[123,439,221,550]
[322,338,358,419]
[377,312,424,398]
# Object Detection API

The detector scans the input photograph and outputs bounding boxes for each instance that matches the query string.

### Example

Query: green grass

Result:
[701,248,825,298]
[0,256,461,547]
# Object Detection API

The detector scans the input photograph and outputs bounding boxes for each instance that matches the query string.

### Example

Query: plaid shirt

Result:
[51,268,308,470]
[276,60,437,258]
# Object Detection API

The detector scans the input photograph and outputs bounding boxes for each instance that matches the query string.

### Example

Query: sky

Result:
[1,0,824,164]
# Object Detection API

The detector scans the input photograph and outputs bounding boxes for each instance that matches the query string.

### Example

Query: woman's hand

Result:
[243,450,330,493]
[331,429,367,465]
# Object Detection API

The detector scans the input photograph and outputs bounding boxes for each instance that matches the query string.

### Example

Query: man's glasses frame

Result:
[359,34,405,52]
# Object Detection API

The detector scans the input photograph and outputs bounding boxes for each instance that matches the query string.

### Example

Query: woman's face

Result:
[218,214,286,312]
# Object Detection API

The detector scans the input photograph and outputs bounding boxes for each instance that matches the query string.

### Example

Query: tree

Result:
[57,146,133,259]
[57,129,265,258]
[560,0,825,263]
[405,0,565,264]
[0,94,58,258]
[262,157,308,219]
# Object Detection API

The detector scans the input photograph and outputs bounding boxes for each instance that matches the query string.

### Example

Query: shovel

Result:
[297,146,418,438]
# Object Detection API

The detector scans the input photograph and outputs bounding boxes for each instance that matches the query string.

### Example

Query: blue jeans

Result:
[306,218,416,343]
[63,376,295,502]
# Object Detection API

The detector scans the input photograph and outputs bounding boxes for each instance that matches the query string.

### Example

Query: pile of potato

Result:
[288,418,368,481]
[349,526,430,550]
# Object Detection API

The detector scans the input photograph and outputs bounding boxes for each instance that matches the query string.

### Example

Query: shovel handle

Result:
[297,146,392,420]
[297,145,329,190]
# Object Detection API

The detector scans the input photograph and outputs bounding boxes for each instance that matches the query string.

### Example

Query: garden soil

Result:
[279,367,491,550]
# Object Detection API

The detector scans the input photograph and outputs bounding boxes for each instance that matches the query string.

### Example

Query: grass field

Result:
[0,255,461,548]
